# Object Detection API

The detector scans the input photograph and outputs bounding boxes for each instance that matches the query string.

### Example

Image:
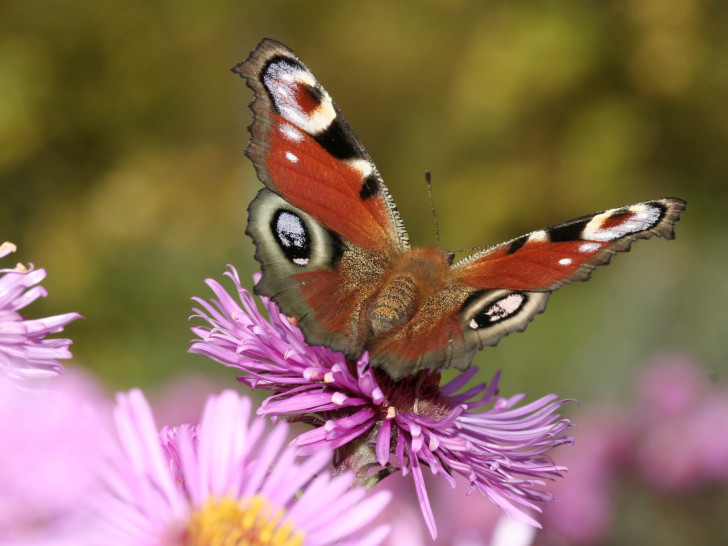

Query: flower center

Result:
[374,368,452,419]
[183,496,304,546]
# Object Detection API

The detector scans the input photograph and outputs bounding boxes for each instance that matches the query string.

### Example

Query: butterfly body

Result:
[235,39,685,380]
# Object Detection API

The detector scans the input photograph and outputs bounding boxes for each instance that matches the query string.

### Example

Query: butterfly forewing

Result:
[233,39,408,252]
[453,198,686,291]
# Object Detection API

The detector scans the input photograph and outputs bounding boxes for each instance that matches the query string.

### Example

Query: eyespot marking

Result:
[469,292,527,330]
[271,210,311,266]
[583,204,662,241]
[262,58,337,136]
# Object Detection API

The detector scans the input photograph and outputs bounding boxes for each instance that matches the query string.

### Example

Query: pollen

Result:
[184,496,304,546]
[0,241,17,253]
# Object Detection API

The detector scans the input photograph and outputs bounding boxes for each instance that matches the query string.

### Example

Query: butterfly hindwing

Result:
[366,286,550,379]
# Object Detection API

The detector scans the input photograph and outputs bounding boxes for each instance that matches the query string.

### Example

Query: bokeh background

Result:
[2,1,727,544]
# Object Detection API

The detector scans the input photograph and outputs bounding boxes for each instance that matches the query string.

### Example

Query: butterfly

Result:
[232,39,685,380]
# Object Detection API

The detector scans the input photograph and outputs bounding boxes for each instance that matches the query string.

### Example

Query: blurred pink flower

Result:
[541,408,630,545]
[92,388,391,545]
[0,369,110,542]
[637,353,708,418]
[634,354,728,490]
[370,480,430,546]
[429,473,502,545]
[638,419,705,491]
[0,242,81,381]
[148,372,229,427]
[692,393,728,480]
[376,474,537,546]
[190,268,572,539]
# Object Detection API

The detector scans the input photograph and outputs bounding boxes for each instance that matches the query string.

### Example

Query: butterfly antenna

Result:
[425,171,441,247]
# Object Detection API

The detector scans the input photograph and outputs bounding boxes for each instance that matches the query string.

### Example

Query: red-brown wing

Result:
[233,38,408,253]
[452,198,686,291]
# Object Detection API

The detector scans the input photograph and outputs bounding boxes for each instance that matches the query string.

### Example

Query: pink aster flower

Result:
[92,388,391,545]
[0,369,110,543]
[636,353,708,419]
[634,354,728,490]
[0,242,82,381]
[190,267,572,539]
[541,408,630,544]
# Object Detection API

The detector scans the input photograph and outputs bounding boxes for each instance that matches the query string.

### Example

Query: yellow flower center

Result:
[183,496,304,546]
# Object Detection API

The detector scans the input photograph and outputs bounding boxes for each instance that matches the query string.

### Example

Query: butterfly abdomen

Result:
[369,275,419,336]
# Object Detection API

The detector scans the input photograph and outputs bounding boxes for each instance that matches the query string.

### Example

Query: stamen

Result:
[184,497,304,546]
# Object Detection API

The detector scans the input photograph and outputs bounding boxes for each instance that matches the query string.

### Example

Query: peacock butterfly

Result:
[232,39,685,380]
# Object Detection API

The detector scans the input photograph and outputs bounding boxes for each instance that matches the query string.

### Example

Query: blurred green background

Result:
[2,1,727,542]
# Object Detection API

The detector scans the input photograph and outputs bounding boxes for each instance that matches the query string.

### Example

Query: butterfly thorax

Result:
[367,247,452,337]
